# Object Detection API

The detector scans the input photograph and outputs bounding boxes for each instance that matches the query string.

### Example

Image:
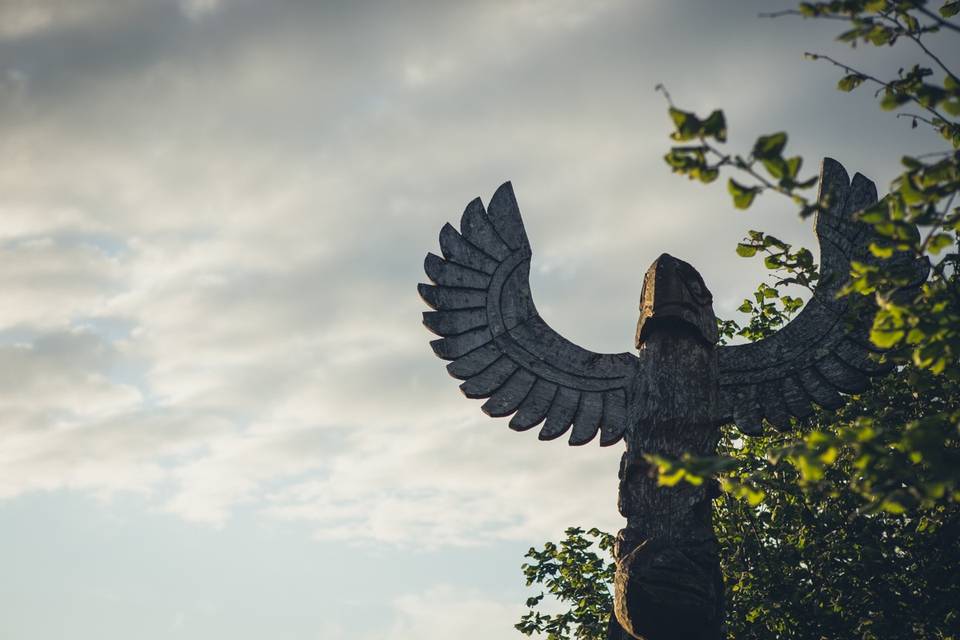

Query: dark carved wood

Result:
[418,159,927,640]
[614,255,723,640]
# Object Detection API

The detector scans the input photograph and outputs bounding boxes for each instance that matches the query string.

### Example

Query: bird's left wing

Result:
[419,183,639,446]
[716,158,929,435]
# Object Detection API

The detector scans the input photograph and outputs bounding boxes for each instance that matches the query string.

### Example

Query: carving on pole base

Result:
[612,535,723,640]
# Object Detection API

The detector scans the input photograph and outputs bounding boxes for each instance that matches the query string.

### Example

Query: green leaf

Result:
[881,500,907,515]
[753,132,787,159]
[941,1,960,18]
[728,178,759,209]
[927,233,953,254]
[865,25,893,46]
[698,167,720,183]
[736,243,758,257]
[761,157,788,180]
[838,74,866,92]
[870,327,905,349]
[901,155,923,170]
[669,108,702,142]
[869,242,894,258]
[786,156,802,179]
[703,110,728,142]
[880,89,910,110]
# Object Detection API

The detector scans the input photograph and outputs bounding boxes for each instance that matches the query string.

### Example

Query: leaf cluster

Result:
[516,527,617,640]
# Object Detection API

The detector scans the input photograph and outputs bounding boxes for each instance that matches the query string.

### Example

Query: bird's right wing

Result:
[419,183,639,446]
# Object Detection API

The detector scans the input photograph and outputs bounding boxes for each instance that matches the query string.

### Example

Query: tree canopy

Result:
[517,2,960,638]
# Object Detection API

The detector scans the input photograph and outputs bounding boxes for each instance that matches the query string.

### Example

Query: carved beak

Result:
[635,253,718,347]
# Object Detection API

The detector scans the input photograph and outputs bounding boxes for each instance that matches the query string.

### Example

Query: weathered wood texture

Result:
[614,324,723,640]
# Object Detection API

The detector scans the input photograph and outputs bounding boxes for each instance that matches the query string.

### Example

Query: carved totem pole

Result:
[417,158,926,640]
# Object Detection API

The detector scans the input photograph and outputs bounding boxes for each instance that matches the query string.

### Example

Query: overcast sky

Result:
[0,1,954,638]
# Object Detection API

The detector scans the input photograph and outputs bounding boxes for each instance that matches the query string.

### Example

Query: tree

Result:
[518,2,960,638]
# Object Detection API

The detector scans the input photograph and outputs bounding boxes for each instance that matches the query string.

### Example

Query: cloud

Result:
[257,414,624,547]
[0,1,136,40]
[374,584,523,640]
[0,325,233,499]
[179,0,226,21]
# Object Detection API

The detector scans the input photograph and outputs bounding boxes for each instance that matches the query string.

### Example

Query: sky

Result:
[0,1,954,638]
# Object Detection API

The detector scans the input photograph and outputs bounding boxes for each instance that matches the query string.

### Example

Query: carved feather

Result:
[445,343,501,380]
[459,356,518,399]
[418,283,485,311]
[781,375,814,419]
[733,386,763,436]
[569,392,604,446]
[599,390,628,446]
[424,253,490,289]
[758,380,791,432]
[482,369,537,417]
[509,379,558,431]
[430,327,492,361]
[439,223,499,274]
[798,367,844,411]
[459,198,511,261]
[422,308,487,337]
[816,353,869,394]
[539,387,580,440]
[486,181,529,250]
[833,337,893,375]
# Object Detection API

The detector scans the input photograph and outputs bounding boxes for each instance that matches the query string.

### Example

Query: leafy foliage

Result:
[516,528,616,640]
[519,2,960,638]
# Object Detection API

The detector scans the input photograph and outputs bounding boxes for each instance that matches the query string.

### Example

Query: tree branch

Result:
[759,9,851,21]
[879,11,958,82]
[805,52,953,126]
[914,5,960,35]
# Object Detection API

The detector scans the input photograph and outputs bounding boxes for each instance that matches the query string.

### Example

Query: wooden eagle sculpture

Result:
[418,158,927,640]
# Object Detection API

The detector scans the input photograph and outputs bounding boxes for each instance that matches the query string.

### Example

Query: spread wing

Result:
[717,158,929,435]
[418,182,639,446]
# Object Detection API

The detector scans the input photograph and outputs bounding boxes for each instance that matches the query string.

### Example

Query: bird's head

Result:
[635,253,718,348]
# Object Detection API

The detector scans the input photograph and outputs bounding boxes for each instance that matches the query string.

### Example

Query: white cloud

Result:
[374,584,523,640]
[179,0,225,21]
[0,0,141,40]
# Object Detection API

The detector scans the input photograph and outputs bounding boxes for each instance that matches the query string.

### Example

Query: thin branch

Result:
[912,150,957,159]
[654,83,675,108]
[759,9,850,21]
[903,31,957,81]
[914,5,960,35]
[805,52,952,125]
[895,112,940,130]
[701,143,811,204]
[879,11,958,82]
[760,4,960,35]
